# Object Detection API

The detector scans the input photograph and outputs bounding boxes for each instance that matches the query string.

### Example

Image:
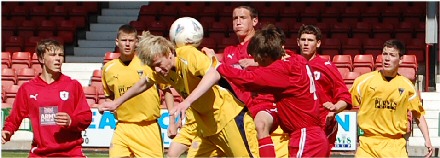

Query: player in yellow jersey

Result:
[350,39,432,157]
[100,24,175,157]
[100,30,259,157]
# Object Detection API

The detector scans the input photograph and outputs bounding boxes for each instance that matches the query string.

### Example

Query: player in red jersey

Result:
[2,39,92,157]
[297,24,352,155]
[205,24,329,157]
[222,6,289,157]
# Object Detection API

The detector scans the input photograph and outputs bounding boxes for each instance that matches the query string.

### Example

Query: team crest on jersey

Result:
[398,88,405,95]
[60,91,69,100]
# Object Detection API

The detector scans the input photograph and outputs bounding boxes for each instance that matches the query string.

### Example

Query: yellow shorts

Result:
[172,122,198,147]
[272,126,290,158]
[188,111,259,157]
[109,121,163,158]
[356,135,407,158]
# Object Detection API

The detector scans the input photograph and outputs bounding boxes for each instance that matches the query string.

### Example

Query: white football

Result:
[169,17,204,48]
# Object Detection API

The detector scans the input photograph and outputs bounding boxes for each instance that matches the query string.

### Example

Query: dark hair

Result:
[117,24,137,38]
[383,39,406,57]
[234,6,258,19]
[298,24,322,41]
[247,24,285,60]
[35,39,64,61]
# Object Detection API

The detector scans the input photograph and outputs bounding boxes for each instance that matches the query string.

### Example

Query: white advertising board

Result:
[332,112,358,151]
[82,108,173,147]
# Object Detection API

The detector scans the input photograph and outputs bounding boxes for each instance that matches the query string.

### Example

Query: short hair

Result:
[234,6,258,19]
[297,24,322,41]
[35,39,64,61]
[247,24,285,60]
[117,24,137,38]
[137,31,175,66]
[383,39,406,57]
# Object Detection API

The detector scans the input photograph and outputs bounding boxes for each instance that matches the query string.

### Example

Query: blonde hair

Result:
[137,31,175,66]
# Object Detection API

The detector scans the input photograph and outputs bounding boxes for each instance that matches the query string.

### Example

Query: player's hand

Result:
[167,121,178,139]
[169,100,190,124]
[201,47,216,58]
[325,112,336,127]
[323,102,337,112]
[238,59,258,69]
[98,101,118,114]
[425,141,433,158]
[2,130,11,144]
[55,112,72,127]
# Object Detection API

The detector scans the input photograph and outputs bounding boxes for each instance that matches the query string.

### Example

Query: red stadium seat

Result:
[321,38,341,58]
[199,38,217,50]
[363,38,384,57]
[29,5,49,21]
[341,38,362,58]
[4,36,24,52]
[129,20,147,33]
[57,20,77,44]
[353,54,374,75]
[103,52,121,64]
[83,86,98,106]
[333,54,353,71]
[398,55,418,83]
[11,51,31,70]
[319,55,331,61]
[91,69,102,82]
[4,85,20,104]
[38,20,56,38]
[375,54,383,70]
[69,6,88,28]
[31,53,42,74]
[1,68,17,88]
[2,52,12,68]
[344,71,361,89]
[16,67,36,86]
[178,5,200,18]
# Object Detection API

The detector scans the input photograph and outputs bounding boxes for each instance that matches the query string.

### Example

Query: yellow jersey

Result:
[102,55,161,122]
[350,71,425,136]
[150,46,245,137]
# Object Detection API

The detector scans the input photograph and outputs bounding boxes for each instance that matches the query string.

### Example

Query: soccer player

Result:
[100,31,259,157]
[224,6,289,157]
[100,24,174,157]
[350,39,433,157]
[297,24,352,155]
[208,24,329,157]
[1,39,92,157]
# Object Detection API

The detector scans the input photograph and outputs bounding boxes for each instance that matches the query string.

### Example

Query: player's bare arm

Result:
[169,66,221,122]
[414,115,433,158]
[98,76,154,112]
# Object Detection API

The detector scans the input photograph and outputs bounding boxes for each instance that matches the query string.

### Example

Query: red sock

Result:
[258,136,276,157]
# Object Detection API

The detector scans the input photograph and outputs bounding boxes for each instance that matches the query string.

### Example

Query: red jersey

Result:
[222,41,254,106]
[309,55,352,118]
[217,54,322,134]
[3,74,92,156]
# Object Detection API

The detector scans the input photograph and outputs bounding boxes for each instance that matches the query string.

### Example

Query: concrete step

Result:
[73,47,114,57]
[65,56,105,63]
[86,31,117,40]
[97,16,137,24]
[109,2,148,9]
[90,23,123,32]
[408,136,440,147]
[102,9,140,16]
[78,40,115,48]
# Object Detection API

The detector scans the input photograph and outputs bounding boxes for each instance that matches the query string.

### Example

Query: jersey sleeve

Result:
[405,79,425,118]
[101,63,113,98]
[188,49,212,77]
[221,46,235,65]
[67,81,92,132]
[3,85,29,134]
[325,62,353,108]
[217,59,290,92]
[349,76,363,107]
